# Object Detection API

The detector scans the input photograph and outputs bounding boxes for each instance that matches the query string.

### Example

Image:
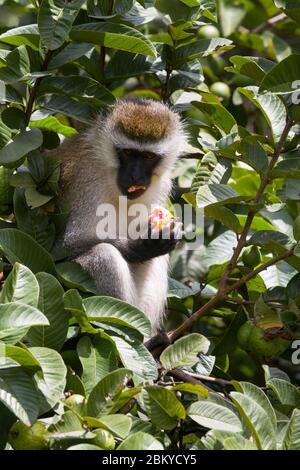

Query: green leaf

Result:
[0,263,39,307]
[282,409,300,450]
[118,432,164,450]
[172,382,208,398]
[188,393,243,433]
[230,382,277,450]
[49,42,93,69]
[2,345,41,372]
[0,366,40,425]
[0,302,49,344]
[111,336,158,383]
[40,76,115,106]
[196,184,249,208]
[0,228,55,274]
[70,23,157,57]
[56,261,97,294]
[30,116,77,138]
[77,335,118,395]
[83,414,132,439]
[266,378,300,408]
[38,0,85,50]
[216,0,248,37]
[274,1,300,26]
[38,94,96,124]
[27,273,68,351]
[241,138,269,174]
[0,25,40,51]
[13,189,56,252]
[29,346,67,414]
[83,296,151,338]
[260,54,300,94]
[0,45,30,83]
[191,152,231,193]
[238,86,287,143]
[228,55,275,81]
[160,333,210,370]
[0,128,43,166]
[143,386,186,430]
[87,368,132,417]
[173,38,233,66]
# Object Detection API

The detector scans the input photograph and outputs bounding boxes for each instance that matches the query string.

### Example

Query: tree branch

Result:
[218,117,294,293]
[24,50,54,126]
[168,249,293,343]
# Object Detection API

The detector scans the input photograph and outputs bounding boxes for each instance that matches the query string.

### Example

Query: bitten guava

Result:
[8,421,49,450]
[64,394,87,416]
[237,321,291,357]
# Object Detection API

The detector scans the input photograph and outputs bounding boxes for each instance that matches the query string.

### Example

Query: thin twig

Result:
[253,12,287,34]
[166,368,213,391]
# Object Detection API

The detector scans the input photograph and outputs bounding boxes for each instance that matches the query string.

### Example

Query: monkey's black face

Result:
[115,147,162,199]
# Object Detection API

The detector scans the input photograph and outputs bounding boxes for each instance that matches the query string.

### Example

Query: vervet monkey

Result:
[58,97,186,336]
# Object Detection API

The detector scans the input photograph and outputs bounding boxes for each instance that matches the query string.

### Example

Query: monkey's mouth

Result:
[127,185,147,193]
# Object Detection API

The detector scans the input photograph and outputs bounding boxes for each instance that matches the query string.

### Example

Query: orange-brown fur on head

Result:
[109,98,179,142]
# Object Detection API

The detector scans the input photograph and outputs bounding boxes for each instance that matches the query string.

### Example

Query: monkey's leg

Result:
[75,243,137,305]
[132,255,169,335]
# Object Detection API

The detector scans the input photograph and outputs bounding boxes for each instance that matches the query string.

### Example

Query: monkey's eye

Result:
[123,149,132,157]
[144,152,157,160]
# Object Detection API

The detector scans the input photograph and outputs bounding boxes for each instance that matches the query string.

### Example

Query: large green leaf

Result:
[70,23,157,57]
[282,409,300,449]
[118,432,164,450]
[29,346,67,414]
[0,302,49,344]
[2,345,41,373]
[83,414,132,439]
[0,25,40,50]
[188,393,243,433]
[238,86,287,143]
[0,366,40,425]
[38,0,85,50]
[266,378,300,408]
[196,184,249,208]
[0,46,30,83]
[30,116,77,138]
[0,228,55,274]
[230,382,277,450]
[260,54,300,94]
[0,127,42,166]
[143,386,186,430]
[160,333,210,370]
[83,296,151,337]
[27,273,68,351]
[56,261,97,293]
[38,94,96,124]
[77,335,118,395]
[228,55,275,81]
[40,75,115,105]
[173,38,233,65]
[0,263,39,307]
[87,368,132,417]
[111,336,158,383]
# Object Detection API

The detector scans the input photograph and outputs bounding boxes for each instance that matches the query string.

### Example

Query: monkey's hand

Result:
[126,218,183,262]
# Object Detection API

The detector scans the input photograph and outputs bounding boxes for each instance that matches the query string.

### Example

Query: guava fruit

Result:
[91,429,115,450]
[237,321,291,357]
[197,25,220,39]
[242,246,262,268]
[8,421,49,450]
